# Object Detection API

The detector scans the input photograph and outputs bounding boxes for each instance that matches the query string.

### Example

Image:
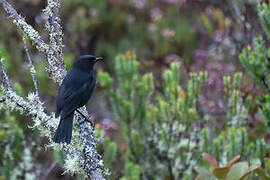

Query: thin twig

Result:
[42,161,57,180]
[23,36,39,95]
[231,0,244,22]
[76,109,94,127]
[0,58,11,90]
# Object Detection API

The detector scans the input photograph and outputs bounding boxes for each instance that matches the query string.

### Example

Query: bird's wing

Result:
[56,84,67,117]
[60,82,89,117]
[56,67,97,119]
[62,77,97,119]
[56,69,89,115]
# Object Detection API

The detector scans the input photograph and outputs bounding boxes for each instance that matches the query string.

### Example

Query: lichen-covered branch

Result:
[0,0,50,53]
[0,58,55,136]
[44,0,65,72]
[0,0,105,179]
[0,0,65,83]
[0,58,11,90]
[0,58,105,179]
[77,109,104,180]
[45,0,62,46]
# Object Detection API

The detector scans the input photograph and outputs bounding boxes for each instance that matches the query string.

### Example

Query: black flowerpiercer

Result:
[53,55,102,144]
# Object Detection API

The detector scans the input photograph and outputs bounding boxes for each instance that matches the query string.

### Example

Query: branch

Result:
[23,36,39,95]
[231,0,244,22]
[0,0,65,83]
[0,59,105,179]
[0,58,11,90]
[44,0,65,71]
[45,0,63,46]
[0,1,105,179]
[0,0,50,53]
[0,58,55,135]
[77,113,104,180]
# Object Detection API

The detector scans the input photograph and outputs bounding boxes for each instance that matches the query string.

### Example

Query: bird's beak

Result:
[95,57,103,62]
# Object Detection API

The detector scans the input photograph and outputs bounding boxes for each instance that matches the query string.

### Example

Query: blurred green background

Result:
[1,0,270,179]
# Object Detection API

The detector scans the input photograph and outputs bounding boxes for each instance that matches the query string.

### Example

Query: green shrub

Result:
[99,53,207,179]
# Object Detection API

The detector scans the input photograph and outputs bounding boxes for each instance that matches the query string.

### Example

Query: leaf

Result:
[239,166,270,180]
[227,155,240,167]
[212,155,241,179]
[226,162,249,180]
[202,153,219,168]
[252,167,270,180]
[213,167,230,179]
[264,158,270,171]
[194,166,217,180]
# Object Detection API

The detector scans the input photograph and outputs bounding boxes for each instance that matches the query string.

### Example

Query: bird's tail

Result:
[53,112,74,144]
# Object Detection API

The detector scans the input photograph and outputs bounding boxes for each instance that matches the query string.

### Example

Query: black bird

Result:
[53,55,102,144]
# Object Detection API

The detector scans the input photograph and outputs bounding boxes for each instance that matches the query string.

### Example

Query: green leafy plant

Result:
[0,84,40,180]
[195,153,270,180]
[239,3,270,126]
[120,162,140,180]
[98,52,207,179]
[95,126,118,177]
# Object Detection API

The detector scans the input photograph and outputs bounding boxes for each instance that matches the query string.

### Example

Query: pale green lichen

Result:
[63,153,83,175]
[27,92,44,110]
[4,144,13,160]
[29,66,36,74]
[1,1,104,177]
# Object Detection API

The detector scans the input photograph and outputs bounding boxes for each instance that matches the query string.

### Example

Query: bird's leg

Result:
[75,109,94,127]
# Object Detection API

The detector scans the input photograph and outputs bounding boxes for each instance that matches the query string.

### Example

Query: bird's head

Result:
[78,55,103,64]
[73,55,103,71]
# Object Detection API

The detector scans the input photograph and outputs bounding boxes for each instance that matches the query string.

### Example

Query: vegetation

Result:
[1,0,270,179]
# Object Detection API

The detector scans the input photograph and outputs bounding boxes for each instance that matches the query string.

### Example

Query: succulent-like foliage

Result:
[99,45,270,179]
[240,3,270,126]
[2,0,270,179]
[99,53,207,179]
[195,153,270,180]
[258,3,270,40]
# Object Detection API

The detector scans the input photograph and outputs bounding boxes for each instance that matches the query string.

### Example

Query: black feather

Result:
[53,55,102,144]
[53,112,74,144]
